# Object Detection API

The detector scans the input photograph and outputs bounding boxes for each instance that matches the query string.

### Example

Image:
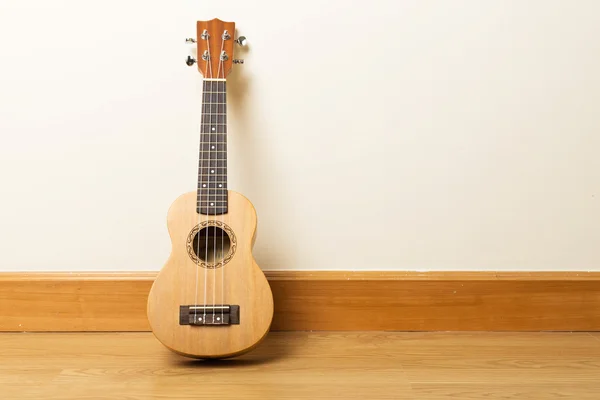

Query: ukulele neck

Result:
[197,78,228,215]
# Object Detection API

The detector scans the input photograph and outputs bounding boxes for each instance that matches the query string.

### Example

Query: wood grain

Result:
[1,271,599,332]
[270,272,600,331]
[147,190,273,358]
[1,331,600,400]
[0,272,155,331]
[196,18,236,79]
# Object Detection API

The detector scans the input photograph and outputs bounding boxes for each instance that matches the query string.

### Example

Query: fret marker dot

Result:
[211,146,215,149]
[212,127,215,131]
[211,170,214,173]
[202,184,206,188]
[210,203,214,206]
[218,184,222,188]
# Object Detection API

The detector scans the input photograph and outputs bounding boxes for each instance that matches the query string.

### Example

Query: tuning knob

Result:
[185,38,196,44]
[233,59,244,64]
[186,56,196,66]
[234,36,247,46]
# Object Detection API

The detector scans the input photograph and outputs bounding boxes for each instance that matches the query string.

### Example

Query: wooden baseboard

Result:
[1,271,599,332]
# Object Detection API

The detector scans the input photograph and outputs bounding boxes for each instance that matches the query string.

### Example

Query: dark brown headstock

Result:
[186,19,240,79]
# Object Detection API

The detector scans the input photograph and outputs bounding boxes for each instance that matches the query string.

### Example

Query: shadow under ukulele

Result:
[166,333,291,367]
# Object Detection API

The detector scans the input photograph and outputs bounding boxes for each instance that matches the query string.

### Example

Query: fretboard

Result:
[197,79,227,215]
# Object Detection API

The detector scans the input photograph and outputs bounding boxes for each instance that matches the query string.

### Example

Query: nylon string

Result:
[214,34,226,321]
[203,38,214,323]
[194,34,214,324]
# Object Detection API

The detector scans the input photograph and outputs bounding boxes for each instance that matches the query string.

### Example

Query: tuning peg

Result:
[186,56,196,66]
[234,36,247,46]
[233,59,244,64]
[185,38,196,44]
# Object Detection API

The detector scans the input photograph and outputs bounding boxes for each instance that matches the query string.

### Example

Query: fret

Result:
[202,104,227,113]
[198,160,227,168]
[203,92,226,103]
[198,193,227,199]
[201,114,226,124]
[202,80,225,92]
[199,143,227,151]
[198,185,228,189]
[197,205,228,209]
[197,198,228,202]
[198,190,227,195]
[198,183,228,189]
[197,190,228,195]
[199,133,227,137]
[197,195,229,199]
[197,192,228,201]
[199,180,228,184]
[197,199,228,203]
[198,167,227,173]
[196,208,228,215]
[198,180,227,186]
[197,206,227,212]
[200,125,227,134]
[197,187,228,192]
[198,154,227,162]
[198,155,226,161]
[198,162,226,169]
[200,133,227,141]
[199,165,227,172]
[197,194,227,202]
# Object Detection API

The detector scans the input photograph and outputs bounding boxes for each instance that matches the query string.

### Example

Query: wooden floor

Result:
[2,332,600,399]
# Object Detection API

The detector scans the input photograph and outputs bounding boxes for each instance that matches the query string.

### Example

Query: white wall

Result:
[0,0,599,272]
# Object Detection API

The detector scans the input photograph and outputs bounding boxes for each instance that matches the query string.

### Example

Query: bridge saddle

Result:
[179,305,240,326]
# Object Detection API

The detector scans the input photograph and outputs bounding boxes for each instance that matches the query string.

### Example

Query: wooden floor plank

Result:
[410,382,600,400]
[396,332,600,385]
[0,332,412,400]
[1,332,600,399]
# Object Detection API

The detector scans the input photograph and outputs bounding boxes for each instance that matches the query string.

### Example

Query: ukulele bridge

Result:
[179,305,240,326]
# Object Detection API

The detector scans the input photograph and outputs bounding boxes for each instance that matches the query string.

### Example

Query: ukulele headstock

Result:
[185,18,245,79]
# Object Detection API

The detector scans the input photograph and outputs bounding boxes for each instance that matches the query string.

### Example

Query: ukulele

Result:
[147,18,274,359]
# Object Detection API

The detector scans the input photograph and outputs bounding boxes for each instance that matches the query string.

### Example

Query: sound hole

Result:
[192,226,231,266]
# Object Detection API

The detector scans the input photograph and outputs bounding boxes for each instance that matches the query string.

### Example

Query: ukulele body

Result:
[147,190,273,359]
